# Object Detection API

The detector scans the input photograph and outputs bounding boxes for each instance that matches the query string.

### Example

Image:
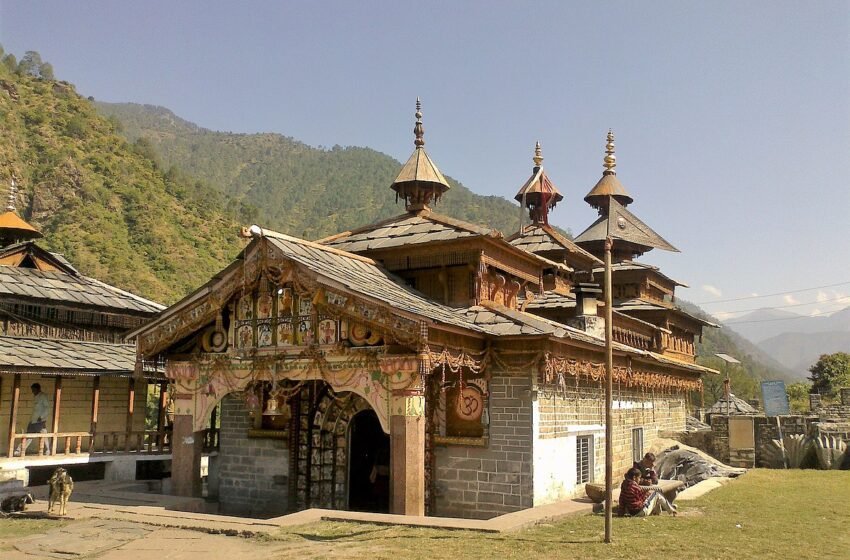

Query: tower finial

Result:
[414,97,424,148]
[533,141,543,170]
[6,176,17,212]
[603,129,616,175]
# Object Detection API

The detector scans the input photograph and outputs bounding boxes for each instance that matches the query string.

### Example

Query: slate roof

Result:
[0,336,139,375]
[318,210,500,253]
[589,260,687,288]
[574,197,678,253]
[0,241,80,274]
[265,233,489,334]
[508,225,602,268]
[0,266,164,314]
[522,291,577,310]
[706,393,759,415]
[615,297,720,328]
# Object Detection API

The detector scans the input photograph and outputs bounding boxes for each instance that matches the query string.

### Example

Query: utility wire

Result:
[694,280,850,305]
[723,308,839,325]
[710,294,850,316]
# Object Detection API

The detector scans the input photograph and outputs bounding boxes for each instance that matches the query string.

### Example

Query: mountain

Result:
[724,306,850,343]
[721,306,850,377]
[675,300,798,404]
[94,102,546,240]
[0,53,243,304]
[758,330,850,377]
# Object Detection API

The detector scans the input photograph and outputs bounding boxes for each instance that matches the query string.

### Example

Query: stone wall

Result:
[432,375,533,519]
[0,374,149,452]
[534,381,687,503]
[432,375,688,518]
[216,394,289,517]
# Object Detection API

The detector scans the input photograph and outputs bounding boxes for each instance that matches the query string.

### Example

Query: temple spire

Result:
[603,129,616,175]
[0,176,43,247]
[414,97,424,148]
[532,140,543,170]
[389,98,451,212]
[514,142,563,226]
[583,129,633,212]
[6,176,17,212]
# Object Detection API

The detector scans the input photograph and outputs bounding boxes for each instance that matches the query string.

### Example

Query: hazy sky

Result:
[2,1,849,321]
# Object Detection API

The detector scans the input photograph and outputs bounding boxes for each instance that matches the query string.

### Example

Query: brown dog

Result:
[47,467,73,516]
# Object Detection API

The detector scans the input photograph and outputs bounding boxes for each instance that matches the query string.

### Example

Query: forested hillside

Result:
[95,102,534,239]
[0,48,244,303]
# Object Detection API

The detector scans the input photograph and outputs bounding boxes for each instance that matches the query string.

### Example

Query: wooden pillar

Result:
[171,414,203,497]
[389,386,425,516]
[125,377,135,452]
[7,374,21,458]
[50,376,63,456]
[157,381,168,432]
[89,376,100,453]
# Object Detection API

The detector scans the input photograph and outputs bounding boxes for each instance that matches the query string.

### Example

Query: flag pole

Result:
[604,235,614,543]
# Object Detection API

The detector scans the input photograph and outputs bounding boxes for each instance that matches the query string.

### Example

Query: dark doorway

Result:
[348,410,390,513]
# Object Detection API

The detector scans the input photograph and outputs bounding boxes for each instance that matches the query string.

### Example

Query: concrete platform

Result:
[19,480,594,534]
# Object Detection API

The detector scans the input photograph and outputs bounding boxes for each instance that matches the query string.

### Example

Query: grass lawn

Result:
[266,470,849,559]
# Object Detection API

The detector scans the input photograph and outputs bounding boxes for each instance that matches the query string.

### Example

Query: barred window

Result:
[632,427,644,463]
[576,435,593,484]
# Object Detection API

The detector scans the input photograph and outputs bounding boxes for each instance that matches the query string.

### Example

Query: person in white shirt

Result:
[15,383,51,455]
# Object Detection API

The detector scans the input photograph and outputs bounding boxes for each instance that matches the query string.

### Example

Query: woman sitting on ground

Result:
[619,467,677,517]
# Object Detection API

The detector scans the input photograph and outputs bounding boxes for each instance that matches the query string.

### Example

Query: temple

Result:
[0,178,172,485]
[130,104,716,519]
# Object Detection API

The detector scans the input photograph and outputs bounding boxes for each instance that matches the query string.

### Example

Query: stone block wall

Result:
[534,381,687,503]
[217,394,289,517]
[432,375,533,519]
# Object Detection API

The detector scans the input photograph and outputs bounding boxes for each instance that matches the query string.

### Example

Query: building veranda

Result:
[131,104,715,519]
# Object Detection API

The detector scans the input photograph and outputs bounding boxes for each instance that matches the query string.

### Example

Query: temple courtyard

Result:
[1,470,847,559]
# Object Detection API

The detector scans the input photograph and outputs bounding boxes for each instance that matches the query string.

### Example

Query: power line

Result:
[711,294,850,316]
[723,308,838,325]
[694,280,850,305]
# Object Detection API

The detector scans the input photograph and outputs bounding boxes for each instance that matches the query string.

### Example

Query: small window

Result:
[576,435,593,484]
[632,428,644,463]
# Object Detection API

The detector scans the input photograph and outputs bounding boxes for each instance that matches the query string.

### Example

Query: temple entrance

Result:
[289,381,379,511]
[348,410,390,513]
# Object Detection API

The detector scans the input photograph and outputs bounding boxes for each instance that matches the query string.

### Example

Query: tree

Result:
[3,53,17,73]
[38,62,54,80]
[18,50,43,77]
[786,382,812,413]
[808,352,850,397]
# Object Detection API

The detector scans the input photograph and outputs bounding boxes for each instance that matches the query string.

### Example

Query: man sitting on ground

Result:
[619,467,677,517]
[633,452,659,485]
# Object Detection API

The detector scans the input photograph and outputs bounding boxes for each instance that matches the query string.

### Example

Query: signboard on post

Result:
[761,380,790,417]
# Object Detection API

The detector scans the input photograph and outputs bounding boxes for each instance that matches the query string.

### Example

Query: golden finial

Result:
[414,97,424,148]
[533,141,543,169]
[6,176,17,212]
[603,129,616,175]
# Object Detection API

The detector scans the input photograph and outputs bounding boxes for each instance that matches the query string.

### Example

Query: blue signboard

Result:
[761,380,790,416]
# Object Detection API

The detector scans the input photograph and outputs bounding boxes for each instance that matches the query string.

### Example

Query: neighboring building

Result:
[0,184,171,484]
[130,103,715,519]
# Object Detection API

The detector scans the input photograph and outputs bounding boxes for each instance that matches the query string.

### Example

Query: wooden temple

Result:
[130,104,716,519]
[0,180,173,484]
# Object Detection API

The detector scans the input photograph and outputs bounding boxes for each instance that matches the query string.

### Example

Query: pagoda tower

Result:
[514,141,564,226]
[389,98,451,212]
[0,177,42,248]
[574,130,677,261]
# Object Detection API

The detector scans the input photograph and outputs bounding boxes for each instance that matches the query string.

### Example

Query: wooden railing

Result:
[7,430,172,459]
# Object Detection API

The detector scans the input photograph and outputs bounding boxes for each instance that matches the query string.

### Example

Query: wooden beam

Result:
[89,376,100,453]
[6,374,20,458]
[51,376,63,457]
[125,377,136,452]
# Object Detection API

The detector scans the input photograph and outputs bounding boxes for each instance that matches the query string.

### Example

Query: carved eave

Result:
[130,235,489,360]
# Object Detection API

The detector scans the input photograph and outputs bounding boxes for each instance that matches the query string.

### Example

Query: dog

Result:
[47,467,74,516]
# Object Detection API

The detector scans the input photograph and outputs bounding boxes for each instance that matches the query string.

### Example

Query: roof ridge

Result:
[422,210,502,237]
[539,224,604,264]
[257,227,381,264]
[84,276,166,310]
[314,212,414,244]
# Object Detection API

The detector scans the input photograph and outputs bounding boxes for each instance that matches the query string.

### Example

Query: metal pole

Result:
[604,237,614,543]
